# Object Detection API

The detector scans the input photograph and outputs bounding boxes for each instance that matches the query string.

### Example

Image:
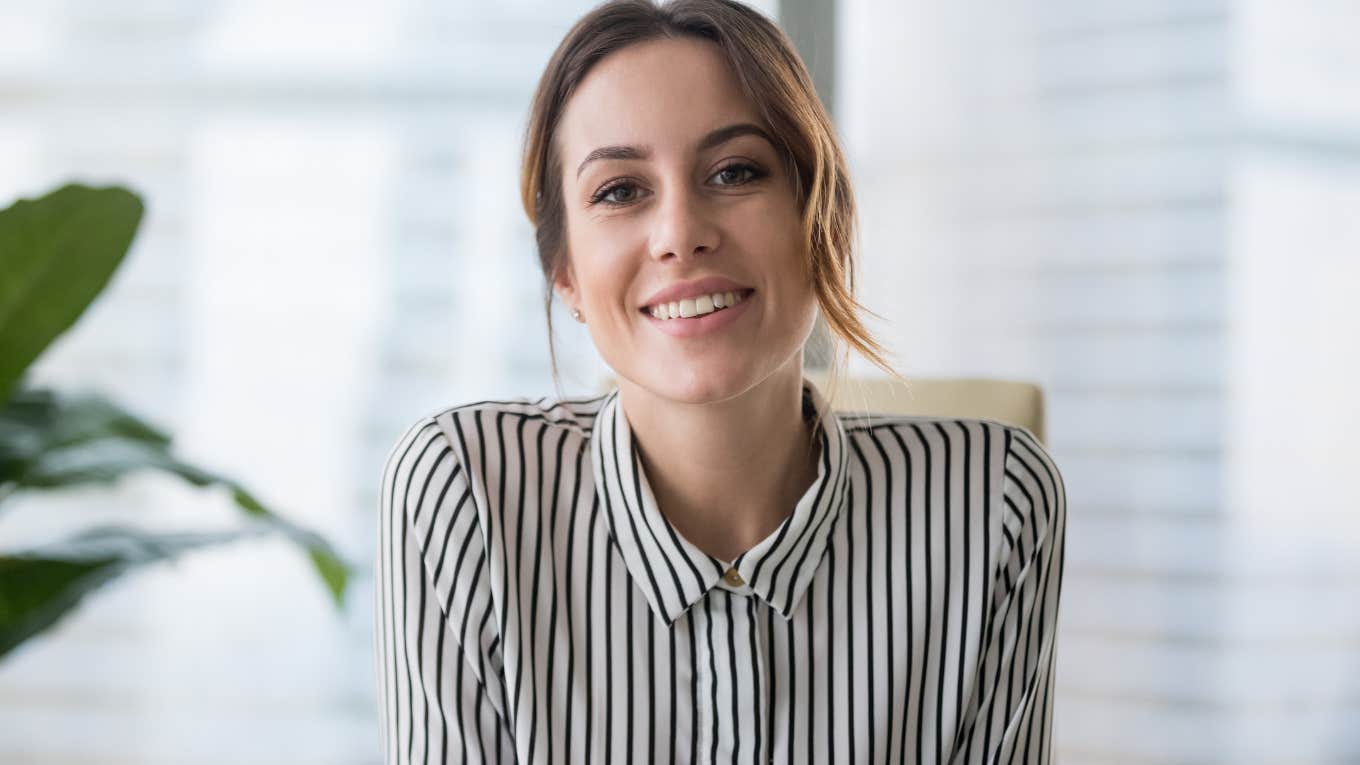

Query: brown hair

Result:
[518,0,904,410]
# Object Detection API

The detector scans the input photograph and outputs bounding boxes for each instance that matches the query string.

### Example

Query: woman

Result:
[375,1,1067,763]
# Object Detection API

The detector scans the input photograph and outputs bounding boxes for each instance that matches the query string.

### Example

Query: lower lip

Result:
[641,290,755,338]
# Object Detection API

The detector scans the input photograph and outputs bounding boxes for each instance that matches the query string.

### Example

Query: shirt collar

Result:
[589,376,850,626]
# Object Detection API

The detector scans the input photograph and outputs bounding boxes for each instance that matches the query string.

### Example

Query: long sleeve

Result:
[951,426,1068,765]
[374,415,516,765]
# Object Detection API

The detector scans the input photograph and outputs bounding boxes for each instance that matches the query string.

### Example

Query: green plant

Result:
[0,182,351,661]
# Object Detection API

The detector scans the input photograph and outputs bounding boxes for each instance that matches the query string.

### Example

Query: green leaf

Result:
[0,182,352,662]
[1,387,172,485]
[161,470,353,610]
[222,482,352,608]
[239,485,351,607]
[0,524,269,661]
[0,183,144,403]
[0,387,353,608]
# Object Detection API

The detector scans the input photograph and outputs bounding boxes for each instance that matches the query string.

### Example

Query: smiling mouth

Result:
[640,288,754,320]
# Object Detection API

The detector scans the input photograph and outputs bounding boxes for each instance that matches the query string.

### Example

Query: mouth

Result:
[638,288,755,321]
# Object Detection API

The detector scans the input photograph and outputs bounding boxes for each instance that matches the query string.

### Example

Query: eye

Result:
[710,162,765,186]
[589,180,642,207]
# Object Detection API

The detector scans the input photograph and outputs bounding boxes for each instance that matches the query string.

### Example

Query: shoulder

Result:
[380,391,612,500]
[999,422,1066,534]
[839,412,1065,503]
[386,392,610,459]
[839,411,1023,456]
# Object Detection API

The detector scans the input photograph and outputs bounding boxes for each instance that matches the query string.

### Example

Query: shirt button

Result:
[724,567,744,586]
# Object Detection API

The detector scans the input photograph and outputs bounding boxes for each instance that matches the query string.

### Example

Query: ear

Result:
[552,259,579,310]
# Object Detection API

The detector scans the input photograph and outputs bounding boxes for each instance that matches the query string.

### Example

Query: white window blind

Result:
[839,0,1360,761]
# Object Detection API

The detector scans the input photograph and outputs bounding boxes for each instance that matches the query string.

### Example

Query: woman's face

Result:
[553,36,817,404]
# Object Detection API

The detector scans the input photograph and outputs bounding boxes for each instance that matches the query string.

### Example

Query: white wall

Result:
[1222,1,1360,756]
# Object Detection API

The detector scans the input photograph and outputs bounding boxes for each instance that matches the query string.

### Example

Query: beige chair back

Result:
[804,370,1046,444]
[593,372,1046,445]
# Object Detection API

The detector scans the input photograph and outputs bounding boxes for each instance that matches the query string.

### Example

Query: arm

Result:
[951,427,1067,764]
[374,415,516,764]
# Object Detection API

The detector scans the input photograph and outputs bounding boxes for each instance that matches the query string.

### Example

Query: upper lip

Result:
[641,276,753,309]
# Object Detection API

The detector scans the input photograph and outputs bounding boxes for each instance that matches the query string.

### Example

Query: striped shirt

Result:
[374,377,1067,764]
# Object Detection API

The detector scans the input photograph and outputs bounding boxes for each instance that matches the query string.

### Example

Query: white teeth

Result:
[646,289,747,320]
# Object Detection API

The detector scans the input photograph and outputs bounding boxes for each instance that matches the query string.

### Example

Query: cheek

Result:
[573,251,634,314]
[731,206,805,271]
[564,226,604,294]
[566,225,643,303]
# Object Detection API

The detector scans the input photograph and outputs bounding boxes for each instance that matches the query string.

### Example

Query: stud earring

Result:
[571,308,584,323]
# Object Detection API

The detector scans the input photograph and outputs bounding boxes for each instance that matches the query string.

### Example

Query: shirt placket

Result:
[702,566,767,764]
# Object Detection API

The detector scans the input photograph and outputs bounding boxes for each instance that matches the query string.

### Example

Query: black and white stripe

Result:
[375,378,1067,764]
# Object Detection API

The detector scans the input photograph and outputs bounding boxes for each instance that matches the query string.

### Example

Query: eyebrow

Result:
[574,122,775,179]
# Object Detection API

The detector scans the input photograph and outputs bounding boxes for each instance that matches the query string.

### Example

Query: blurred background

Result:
[1,0,1357,762]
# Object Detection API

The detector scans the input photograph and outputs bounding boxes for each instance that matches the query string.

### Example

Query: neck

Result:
[618,357,821,564]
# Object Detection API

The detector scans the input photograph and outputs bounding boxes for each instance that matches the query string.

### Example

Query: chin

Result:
[629,366,748,405]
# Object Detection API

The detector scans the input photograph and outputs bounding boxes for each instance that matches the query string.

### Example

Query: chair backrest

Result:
[804,370,1046,444]
[592,372,1046,444]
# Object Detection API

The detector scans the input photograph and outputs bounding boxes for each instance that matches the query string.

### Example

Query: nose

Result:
[647,182,720,263]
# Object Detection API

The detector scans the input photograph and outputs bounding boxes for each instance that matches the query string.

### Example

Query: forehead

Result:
[556,36,764,162]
